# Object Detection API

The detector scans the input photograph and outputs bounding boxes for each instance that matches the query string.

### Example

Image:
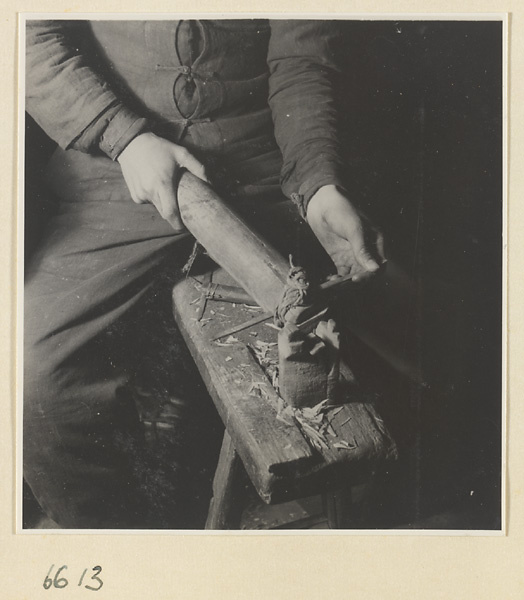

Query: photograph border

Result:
[3,3,520,599]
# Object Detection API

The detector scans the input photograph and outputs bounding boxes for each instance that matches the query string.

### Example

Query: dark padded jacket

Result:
[26,19,346,213]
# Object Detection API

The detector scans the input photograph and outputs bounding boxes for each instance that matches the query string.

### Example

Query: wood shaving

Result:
[334,439,358,450]
[334,441,354,450]
[274,399,359,453]
[255,340,277,349]
[271,370,279,391]
[190,317,212,324]
[247,381,267,397]
[250,340,278,370]
[276,413,295,427]
[214,335,241,347]
[312,399,329,415]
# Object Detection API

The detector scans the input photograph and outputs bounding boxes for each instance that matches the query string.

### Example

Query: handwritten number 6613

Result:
[43,565,103,591]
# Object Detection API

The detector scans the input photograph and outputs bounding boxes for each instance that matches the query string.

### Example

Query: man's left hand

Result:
[306,185,385,282]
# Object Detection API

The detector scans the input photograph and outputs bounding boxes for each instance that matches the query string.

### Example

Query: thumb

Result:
[346,226,380,273]
[157,183,185,233]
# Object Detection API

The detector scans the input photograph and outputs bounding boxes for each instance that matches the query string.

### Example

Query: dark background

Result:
[24,20,503,529]
[334,21,502,528]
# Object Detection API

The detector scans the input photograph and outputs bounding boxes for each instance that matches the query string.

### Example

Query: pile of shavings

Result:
[215,336,358,453]
[250,339,277,367]
[249,339,279,390]
[277,399,359,453]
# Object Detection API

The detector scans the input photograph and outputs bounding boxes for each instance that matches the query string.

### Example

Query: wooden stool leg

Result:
[325,489,352,529]
[324,483,369,529]
[205,431,244,530]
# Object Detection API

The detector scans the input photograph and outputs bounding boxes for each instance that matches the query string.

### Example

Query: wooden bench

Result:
[172,266,399,529]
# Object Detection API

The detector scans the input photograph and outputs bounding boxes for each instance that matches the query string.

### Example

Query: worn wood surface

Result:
[173,267,398,504]
[205,431,244,530]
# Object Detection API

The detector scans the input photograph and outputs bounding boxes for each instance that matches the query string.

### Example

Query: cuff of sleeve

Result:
[290,172,347,219]
[99,107,150,160]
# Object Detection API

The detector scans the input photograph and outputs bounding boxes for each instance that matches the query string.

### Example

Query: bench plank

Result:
[173,268,398,504]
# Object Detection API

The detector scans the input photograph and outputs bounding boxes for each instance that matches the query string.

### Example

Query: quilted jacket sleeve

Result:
[25,19,149,159]
[267,20,347,216]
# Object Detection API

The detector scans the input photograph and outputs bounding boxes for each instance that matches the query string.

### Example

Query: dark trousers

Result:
[24,190,199,528]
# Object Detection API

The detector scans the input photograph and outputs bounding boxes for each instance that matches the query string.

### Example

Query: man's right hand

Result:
[117,132,209,232]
